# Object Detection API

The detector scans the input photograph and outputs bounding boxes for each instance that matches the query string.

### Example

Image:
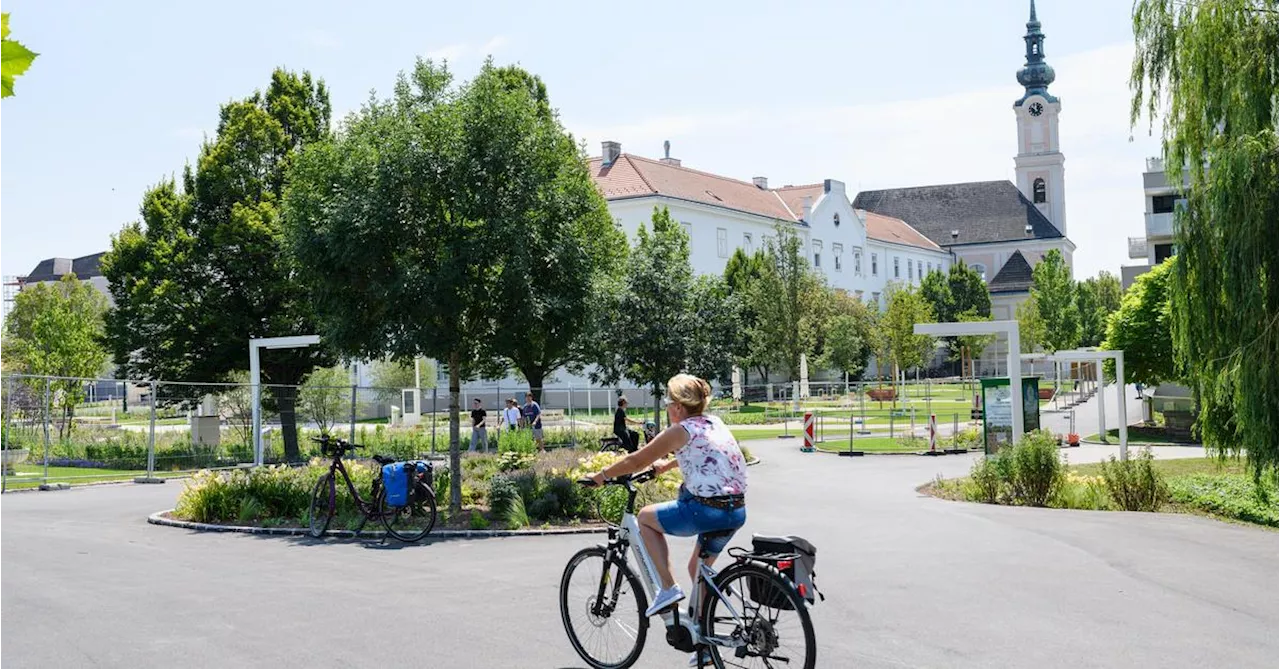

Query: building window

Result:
[908,259,913,280]
[854,249,863,275]
[894,257,900,279]
[1152,194,1179,214]
[972,263,987,282]
[927,262,933,274]
[833,213,840,228]
[1154,243,1177,263]
[717,228,728,258]
[918,261,923,279]
[855,290,864,300]
[871,253,878,277]
[743,233,753,255]
[871,291,881,305]
[833,243,843,271]
[1033,178,1046,204]
[813,240,822,267]
[681,222,693,240]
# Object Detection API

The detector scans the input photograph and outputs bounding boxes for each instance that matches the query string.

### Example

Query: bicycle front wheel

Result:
[307,473,335,538]
[559,546,648,669]
[700,562,816,669]
[379,481,437,542]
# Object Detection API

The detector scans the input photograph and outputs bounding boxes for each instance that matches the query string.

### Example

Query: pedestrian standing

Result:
[470,399,488,453]
[523,391,545,453]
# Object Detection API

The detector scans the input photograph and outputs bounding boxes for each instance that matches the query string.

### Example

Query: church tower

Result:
[1013,0,1066,235]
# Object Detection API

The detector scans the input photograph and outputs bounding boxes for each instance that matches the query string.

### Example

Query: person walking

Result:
[498,398,521,450]
[469,399,488,453]
[523,391,545,453]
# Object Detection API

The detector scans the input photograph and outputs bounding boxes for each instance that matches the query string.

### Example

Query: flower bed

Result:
[170,449,684,532]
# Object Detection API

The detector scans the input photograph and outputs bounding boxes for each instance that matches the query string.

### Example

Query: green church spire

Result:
[1015,0,1058,106]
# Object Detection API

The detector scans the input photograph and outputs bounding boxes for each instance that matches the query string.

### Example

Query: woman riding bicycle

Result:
[586,373,748,620]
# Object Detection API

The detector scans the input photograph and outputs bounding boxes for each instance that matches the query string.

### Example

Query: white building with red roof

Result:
[588,141,951,308]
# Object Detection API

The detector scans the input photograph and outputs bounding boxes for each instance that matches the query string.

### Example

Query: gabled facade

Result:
[589,147,950,309]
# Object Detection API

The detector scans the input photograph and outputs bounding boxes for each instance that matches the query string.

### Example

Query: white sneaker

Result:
[645,584,685,617]
[689,649,712,667]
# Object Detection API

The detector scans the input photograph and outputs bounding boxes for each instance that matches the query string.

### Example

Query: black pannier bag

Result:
[749,535,822,609]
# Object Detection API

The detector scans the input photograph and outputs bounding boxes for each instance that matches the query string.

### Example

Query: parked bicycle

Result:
[560,469,817,669]
[306,435,438,542]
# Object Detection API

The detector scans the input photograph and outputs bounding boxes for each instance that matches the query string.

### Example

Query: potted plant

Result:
[1,441,31,476]
[1066,432,1080,447]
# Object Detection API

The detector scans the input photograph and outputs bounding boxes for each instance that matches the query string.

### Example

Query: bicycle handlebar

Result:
[577,468,657,488]
[310,435,362,449]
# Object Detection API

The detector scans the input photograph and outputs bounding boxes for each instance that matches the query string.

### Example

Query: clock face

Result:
[1028,102,1044,116]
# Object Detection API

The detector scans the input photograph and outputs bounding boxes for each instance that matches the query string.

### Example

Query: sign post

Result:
[929,413,937,453]
[802,412,815,452]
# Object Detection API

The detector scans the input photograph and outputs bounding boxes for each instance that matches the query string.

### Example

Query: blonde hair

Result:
[666,373,711,415]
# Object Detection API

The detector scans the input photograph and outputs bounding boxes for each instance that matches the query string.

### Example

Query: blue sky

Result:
[1,0,1161,282]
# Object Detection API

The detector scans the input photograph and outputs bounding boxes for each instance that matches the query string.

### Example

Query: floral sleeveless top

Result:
[675,414,747,497]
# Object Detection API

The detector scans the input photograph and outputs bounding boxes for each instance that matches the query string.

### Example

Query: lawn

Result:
[1067,456,1247,479]
[3,464,187,489]
[1083,426,1198,445]
[813,436,958,453]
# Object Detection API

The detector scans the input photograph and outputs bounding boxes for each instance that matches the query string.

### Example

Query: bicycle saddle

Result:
[372,455,397,465]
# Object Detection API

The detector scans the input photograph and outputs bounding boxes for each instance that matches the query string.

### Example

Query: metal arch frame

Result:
[1024,348,1129,460]
[250,335,321,466]
[914,320,1025,445]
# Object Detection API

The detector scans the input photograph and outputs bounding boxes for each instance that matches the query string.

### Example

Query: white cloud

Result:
[425,43,467,62]
[565,42,1161,280]
[480,36,508,55]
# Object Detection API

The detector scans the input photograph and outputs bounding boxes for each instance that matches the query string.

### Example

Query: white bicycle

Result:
[559,469,817,669]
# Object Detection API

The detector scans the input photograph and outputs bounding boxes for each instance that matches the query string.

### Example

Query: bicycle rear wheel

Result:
[700,562,816,669]
[379,480,437,542]
[307,473,335,538]
[559,546,648,669]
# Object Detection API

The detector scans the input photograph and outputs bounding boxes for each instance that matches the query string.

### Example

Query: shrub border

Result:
[147,510,610,538]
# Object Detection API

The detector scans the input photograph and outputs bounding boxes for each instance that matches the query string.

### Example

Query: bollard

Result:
[801,412,815,452]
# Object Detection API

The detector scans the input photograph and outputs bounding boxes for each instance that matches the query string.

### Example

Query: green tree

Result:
[591,207,739,423]
[1030,249,1079,351]
[475,66,627,393]
[818,291,875,381]
[1103,258,1178,387]
[1,13,38,99]
[102,68,334,463]
[285,59,616,511]
[1016,295,1046,354]
[2,275,109,439]
[1077,271,1123,347]
[949,260,991,319]
[879,284,936,405]
[1131,0,1278,472]
[723,248,773,386]
[752,224,827,381]
[919,269,954,322]
[298,366,349,434]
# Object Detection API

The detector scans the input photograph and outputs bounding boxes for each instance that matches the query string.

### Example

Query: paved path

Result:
[2,440,1272,668]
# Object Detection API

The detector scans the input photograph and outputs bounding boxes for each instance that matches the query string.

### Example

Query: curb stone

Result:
[147,510,609,539]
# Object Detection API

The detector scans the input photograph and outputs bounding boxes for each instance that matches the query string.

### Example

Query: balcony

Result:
[1146,212,1178,238]
[1128,237,1148,259]
[1145,156,1164,172]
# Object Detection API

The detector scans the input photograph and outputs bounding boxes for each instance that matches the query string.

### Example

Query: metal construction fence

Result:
[0,370,1100,491]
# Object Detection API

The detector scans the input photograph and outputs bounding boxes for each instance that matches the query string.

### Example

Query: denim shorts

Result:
[654,487,746,556]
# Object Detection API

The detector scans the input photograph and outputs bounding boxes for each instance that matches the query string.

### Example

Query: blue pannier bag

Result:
[382,463,410,507]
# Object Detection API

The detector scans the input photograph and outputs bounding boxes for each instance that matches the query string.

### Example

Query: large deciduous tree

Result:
[591,207,739,423]
[475,66,626,394]
[102,69,334,462]
[1030,249,1079,352]
[818,290,875,381]
[723,248,772,386]
[1131,0,1278,472]
[1103,258,1178,388]
[1077,271,1123,348]
[285,59,619,511]
[2,275,109,439]
[1,13,38,99]
[751,224,828,381]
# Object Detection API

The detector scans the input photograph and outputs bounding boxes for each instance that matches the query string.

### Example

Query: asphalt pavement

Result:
[1,403,1274,668]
